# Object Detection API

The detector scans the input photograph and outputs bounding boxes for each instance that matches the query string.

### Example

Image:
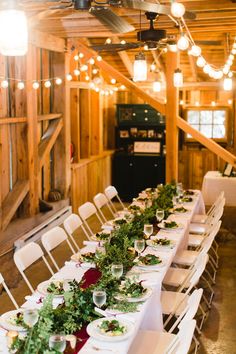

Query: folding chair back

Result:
[93,193,116,222]
[175,320,197,354]
[63,213,89,250]
[104,185,125,212]
[0,273,18,309]
[41,226,76,271]
[14,242,54,293]
[78,202,103,237]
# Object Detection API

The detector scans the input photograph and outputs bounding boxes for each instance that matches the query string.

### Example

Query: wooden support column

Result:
[26,44,39,215]
[165,51,179,183]
[51,52,71,198]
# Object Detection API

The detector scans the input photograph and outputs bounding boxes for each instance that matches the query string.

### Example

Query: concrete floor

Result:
[0,207,236,353]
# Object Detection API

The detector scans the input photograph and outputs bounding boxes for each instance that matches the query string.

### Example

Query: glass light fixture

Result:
[223,77,232,91]
[196,56,206,68]
[133,52,147,82]
[0,3,28,56]
[177,34,189,51]
[168,43,178,52]
[173,68,183,87]
[171,1,186,18]
[153,80,161,92]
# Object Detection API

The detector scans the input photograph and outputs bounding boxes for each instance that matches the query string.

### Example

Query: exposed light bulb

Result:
[173,68,183,87]
[92,68,98,75]
[223,77,232,91]
[105,90,109,96]
[120,40,126,45]
[133,52,147,82]
[1,80,8,88]
[171,2,186,18]
[79,53,84,59]
[74,54,79,61]
[228,99,233,104]
[189,45,201,57]
[168,43,178,52]
[153,80,161,92]
[227,59,233,66]
[179,99,184,105]
[177,35,189,51]
[223,66,230,75]
[120,85,126,90]
[97,55,102,61]
[113,87,118,91]
[196,56,206,68]
[95,87,100,92]
[17,81,24,90]
[89,58,95,65]
[44,80,51,88]
[73,69,80,76]
[144,44,149,51]
[111,78,116,84]
[33,81,39,90]
[85,75,90,81]
[66,74,73,81]
[89,82,95,89]
[150,63,156,71]
[195,101,200,106]
[229,54,234,61]
[209,68,216,78]
[55,78,62,85]
[80,64,88,72]
[100,90,105,95]
[232,49,236,55]
[105,38,111,44]
[110,90,114,95]
[228,71,233,78]
[203,64,211,74]
[211,101,216,106]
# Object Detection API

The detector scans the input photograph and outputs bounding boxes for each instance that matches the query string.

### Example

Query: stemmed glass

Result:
[156,210,165,223]
[176,182,183,197]
[143,224,153,239]
[23,309,39,327]
[49,335,66,352]
[93,290,107,308]
[111,263,123,279]
[134,239,145,257]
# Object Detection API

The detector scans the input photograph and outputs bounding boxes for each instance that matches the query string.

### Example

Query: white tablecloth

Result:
[0,192,205,354]
[202,170,236,206]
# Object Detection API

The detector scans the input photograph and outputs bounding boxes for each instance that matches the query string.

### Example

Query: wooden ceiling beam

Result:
[188,55,198,82]
[113,37,133,77]
[29,30,66,52]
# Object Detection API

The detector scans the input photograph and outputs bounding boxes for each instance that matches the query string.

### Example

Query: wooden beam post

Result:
[165,51,179,183]
[26,44,39,215]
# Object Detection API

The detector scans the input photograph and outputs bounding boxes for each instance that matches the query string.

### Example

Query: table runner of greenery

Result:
[12,183,177,354]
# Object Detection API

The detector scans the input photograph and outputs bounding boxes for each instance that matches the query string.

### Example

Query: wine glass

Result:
[111,263,123,279]
[93,290,106,308]
[156,210,165,223]
[134,239,145,257]
[143,224,153,239]
[49,335,66,352]
[176,182,183,197]
[95,245,106,258]
[23,309,39,327]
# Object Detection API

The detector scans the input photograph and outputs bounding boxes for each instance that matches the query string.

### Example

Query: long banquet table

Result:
[0,191,205,353]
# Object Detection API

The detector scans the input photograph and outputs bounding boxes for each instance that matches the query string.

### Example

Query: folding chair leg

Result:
[193,334,200,354]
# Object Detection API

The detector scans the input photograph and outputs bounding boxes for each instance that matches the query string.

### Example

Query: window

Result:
[185,108,227,141]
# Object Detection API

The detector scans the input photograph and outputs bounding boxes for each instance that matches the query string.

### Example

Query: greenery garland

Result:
[12,183,176,354]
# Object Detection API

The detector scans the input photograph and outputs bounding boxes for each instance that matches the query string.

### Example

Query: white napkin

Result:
[83,241,99,247]
[65,261,95,269]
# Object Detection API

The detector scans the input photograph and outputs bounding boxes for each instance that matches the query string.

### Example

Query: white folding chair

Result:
[104,185,125,213]
[128,319,196,354]
[93,193,116,222]
[14,242,54,293]
[0,273,19,309]
[78,201,103,238]
[63,213,90,250]
[192,191,224,224]
[41,226,76,271]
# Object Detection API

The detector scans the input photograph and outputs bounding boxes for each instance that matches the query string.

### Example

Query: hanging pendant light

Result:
[133,52,147,82]
[0,1,28,56]
[173,68,183,87]
[223,77,233,91]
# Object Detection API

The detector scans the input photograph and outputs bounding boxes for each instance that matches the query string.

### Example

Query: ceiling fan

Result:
[90,11,178,52]
[26,0,196,34]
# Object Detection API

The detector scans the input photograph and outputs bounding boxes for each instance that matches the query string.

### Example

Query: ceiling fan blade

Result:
[118,0,196,20]
[90,7,135,33]
[49,4,73,9]
[90,42,142,52]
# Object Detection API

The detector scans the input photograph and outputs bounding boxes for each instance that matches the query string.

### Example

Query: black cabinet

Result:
[113,154,165,201]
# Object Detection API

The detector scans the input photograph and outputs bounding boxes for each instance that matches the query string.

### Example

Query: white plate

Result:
[136,257,166,269]
[0,310,26,332]
[146,239,175,250]
[115,287,152,303]
[37,279,71,297]
[158,221,183,231]
[171,207,190,215]
[87,317,135,342]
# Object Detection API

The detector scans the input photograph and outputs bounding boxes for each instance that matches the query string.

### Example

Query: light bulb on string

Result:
[168,43,178,52]
[229,54,234,61]
[195,101,200,106]
[223,66,230,75]
[89,58,95,65]
[74,69,80,76]
[189,45,201,57]
[113,87,118,91]
[150,63,156,71]
[89,82,95,89]
[120,40,126,45]
[196,56,206,68]
[144,44,149,51]
[177,34,189,50]
[97,55,102,61]
[110,90,114,95]
[211,101,216,107]
[105,38,111,44]
[223,77,233,91]
[203,64,211,74]
[79,53,84,59]
[111,78,116,84]
[92,68,98,75]
[232,49,236,55]
[228,99,233,105]
[74,54,79,61]
[81,64,88,72]
[85,75,90,81]
[227,59,233,66]
[153,80,161,92]
[179,99,184,105]
[55,78,62,85]
[120,85,126,90]
[66,74,73,81]
[44,80,51,88]
[1,80,8,88]
[17,81,24,90]
[33,81,39,90]
[171,1,186,18]
[228,71,233,78]
[95,87,100,92]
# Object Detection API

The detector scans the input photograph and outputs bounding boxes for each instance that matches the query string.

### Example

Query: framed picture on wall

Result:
[222,163,233,177]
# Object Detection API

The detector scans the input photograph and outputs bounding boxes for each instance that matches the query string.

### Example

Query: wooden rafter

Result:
[38,118,63,170]
[113,37,133,77]
[188,55,198,82]
[29,30,65,53]
[1,180,29,230]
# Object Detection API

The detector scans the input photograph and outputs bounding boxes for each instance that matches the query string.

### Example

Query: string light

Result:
[73,69,80,76]
[105,38,112,44]
[195,101,200,106]
[1,80,8,88]
[92,68,98,75]
[44,80,51,88]
[223,77,232,91]
[211,101,216,106]
[171,1,186,18]
[189,45,201,57]
[153,80,161,92]
[196,56,206,68]
[85,75,90,81]
[111,78,116,84]
[177,34,189,50]
[96,55,102,62]
[228,99,233,104]
[80,64,88,72]
[33,81,39,90]
[55,78,62,85]
[120,85,126,90]
[17,81,24,90]
[79,53,84,59]
[180,99,184,105]
[74,54,79,61]
[66,74,73,81]
[89,58,95,65]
